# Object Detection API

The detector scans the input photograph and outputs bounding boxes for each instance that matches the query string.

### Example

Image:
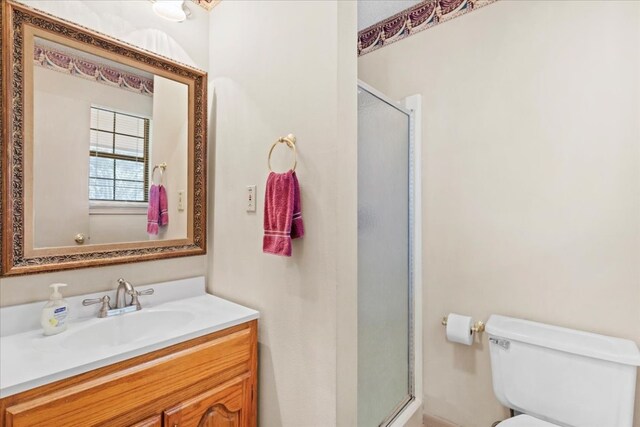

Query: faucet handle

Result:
[82,295,111,318]
[82,295,111,306]
[127,288,154,297]
[127,288,154,310]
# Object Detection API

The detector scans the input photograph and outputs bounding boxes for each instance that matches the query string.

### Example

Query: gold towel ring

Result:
[151,162,167,186]
[268,134,297,172]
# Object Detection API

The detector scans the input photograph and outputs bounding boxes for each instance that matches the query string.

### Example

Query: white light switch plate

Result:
[177,191,185,211]
[246,185,256,212]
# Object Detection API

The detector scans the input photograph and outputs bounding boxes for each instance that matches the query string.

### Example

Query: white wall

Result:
[89,213,148,244]
[151,76,189,241]
[1,0,209,306]
[33,66,152,248]
[359,2,640,426]
[208,1,358,426]
[17,0,209,70]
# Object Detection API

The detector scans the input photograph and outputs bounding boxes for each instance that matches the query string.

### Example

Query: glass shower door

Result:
[358,84,413,427]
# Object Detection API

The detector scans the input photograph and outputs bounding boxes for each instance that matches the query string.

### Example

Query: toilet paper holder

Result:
[441,315,485,333]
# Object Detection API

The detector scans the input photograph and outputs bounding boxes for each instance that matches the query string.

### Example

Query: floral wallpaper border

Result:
[34,43,154,96]
[358,0,498,56]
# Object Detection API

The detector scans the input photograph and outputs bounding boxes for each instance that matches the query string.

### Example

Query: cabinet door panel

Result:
[195,405,239,427]
[164,376,249,427]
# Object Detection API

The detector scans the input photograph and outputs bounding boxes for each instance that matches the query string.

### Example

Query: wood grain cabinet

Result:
[130,415,163,427]
[164,375,250,427]
[0,321,257,427]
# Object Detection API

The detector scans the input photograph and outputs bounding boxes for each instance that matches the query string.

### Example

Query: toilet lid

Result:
[497,415,560,427]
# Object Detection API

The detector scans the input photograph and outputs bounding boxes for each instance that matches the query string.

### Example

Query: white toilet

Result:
[485,315,640,427]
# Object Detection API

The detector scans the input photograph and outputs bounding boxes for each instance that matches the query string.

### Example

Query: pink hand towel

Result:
[290,172,304,239]
[263,171,304,256]
[159,185,169,226]
[147,184,159,235]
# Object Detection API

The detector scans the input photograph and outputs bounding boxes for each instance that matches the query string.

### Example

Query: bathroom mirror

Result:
[1,2,208,275]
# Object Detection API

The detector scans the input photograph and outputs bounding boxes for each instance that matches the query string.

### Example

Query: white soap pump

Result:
[40,283,69,336]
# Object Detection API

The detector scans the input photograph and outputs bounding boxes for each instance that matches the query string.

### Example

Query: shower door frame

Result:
[357,81,423,427]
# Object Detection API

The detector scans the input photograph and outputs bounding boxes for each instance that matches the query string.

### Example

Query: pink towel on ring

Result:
[159,185,169,226]
[290,172,304,239]
[147,184,169,235]
[263,170,304,256]
[147,185,159,235]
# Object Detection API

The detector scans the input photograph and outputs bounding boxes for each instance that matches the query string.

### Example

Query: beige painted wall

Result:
[359,1,640,426]
[208,1,358,426]
[1,1,209,306]
[89,213,148,244]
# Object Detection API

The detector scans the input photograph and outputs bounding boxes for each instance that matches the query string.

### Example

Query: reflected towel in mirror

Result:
[147,185,169,235]
[159,185,169,227]
[147,185,159,235]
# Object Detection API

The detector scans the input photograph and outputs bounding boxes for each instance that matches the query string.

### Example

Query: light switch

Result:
[246,185,256,212]
[177,190,185,211]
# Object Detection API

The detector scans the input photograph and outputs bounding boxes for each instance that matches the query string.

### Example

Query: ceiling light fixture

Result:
[152,0,189,23]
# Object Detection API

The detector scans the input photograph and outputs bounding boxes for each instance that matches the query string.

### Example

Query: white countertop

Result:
[0,277,259,398]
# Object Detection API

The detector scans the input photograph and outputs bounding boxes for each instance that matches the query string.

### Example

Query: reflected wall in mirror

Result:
[1,1,208,276]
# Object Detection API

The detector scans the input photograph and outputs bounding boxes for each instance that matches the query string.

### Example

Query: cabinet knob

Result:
[74,233,86,244]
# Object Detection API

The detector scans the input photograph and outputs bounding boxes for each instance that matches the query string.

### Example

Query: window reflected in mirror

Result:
[89,107,150,203]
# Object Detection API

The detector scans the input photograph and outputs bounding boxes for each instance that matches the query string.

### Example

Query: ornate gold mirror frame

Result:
[1,1,208,276]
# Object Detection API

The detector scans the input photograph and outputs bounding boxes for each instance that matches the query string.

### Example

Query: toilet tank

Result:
[486,315,640,427]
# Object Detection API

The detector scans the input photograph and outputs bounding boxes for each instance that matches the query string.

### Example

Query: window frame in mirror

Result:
[1,1,208,276]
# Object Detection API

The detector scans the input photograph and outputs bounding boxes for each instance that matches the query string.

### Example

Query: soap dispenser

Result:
[40,283,69,335]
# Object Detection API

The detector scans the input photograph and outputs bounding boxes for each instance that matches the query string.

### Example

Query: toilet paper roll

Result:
[446,313,474,345]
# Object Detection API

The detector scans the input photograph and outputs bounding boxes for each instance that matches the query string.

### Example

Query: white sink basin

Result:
[0,277,259,399]
[61,310,195,351]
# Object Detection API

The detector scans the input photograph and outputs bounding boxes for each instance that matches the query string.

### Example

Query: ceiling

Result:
[357,0,422,31]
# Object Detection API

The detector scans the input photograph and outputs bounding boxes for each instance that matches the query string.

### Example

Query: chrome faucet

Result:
[117,278,155,310]
[83,278,154,318]
[115,278,135,309]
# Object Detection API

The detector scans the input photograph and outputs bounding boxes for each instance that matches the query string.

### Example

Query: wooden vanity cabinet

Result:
[0,321,258,427]
[164,374,250,427]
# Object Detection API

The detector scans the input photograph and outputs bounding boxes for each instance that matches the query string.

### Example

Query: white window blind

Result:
[89,107,150,202]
